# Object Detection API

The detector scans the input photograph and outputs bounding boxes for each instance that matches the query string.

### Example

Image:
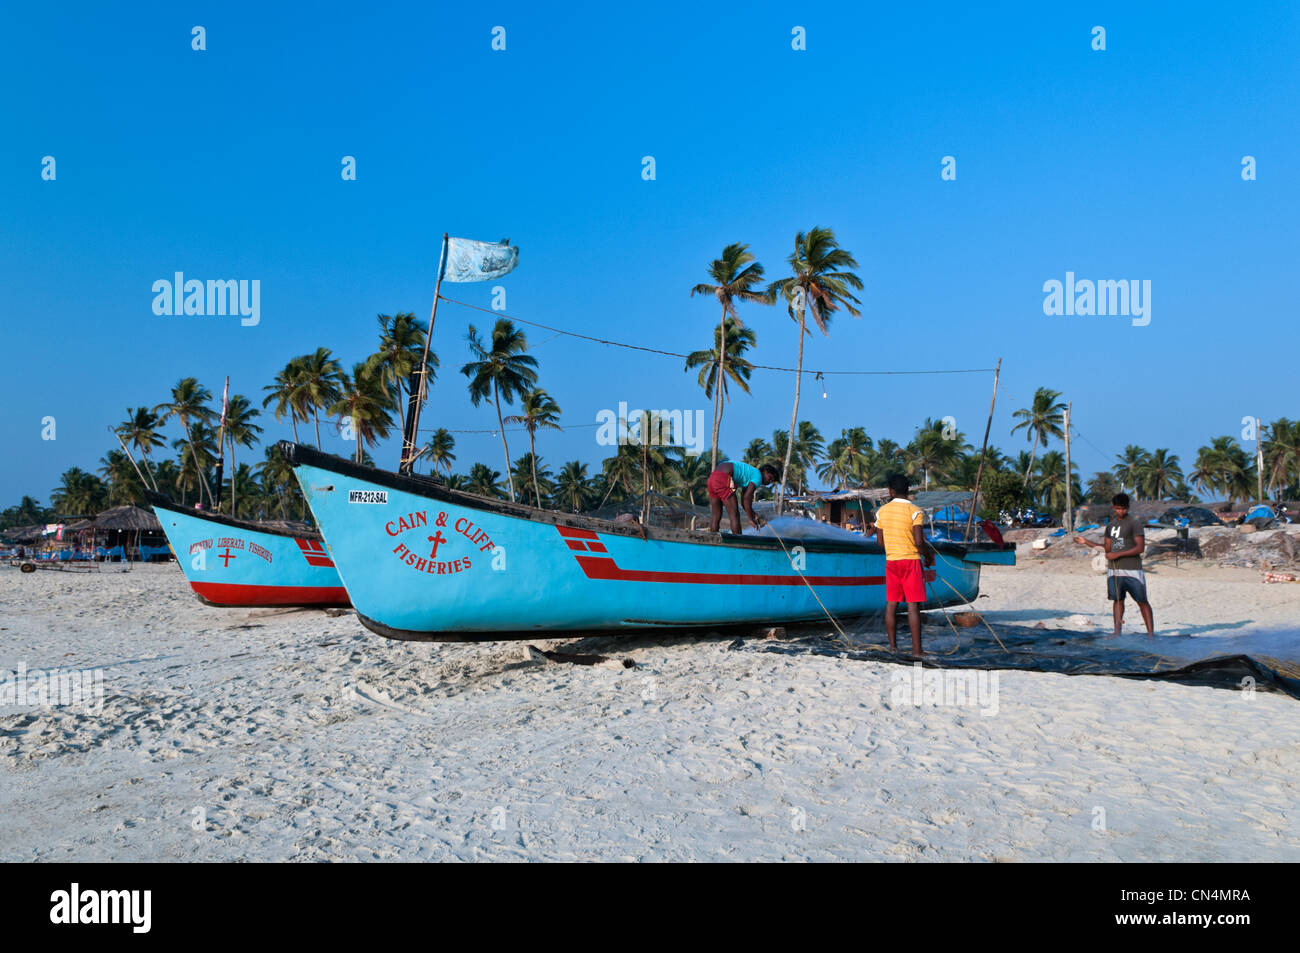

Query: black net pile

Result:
[746,614,1300,699]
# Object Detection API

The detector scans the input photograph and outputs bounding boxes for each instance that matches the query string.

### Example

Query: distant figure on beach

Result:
[707,461,780,533]
[868,474,934,657]
[1075,492,1154,637]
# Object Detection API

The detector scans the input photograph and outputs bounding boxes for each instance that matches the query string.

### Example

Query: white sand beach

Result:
[1,558,1297,862]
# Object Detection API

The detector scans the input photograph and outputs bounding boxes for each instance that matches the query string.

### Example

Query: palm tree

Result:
[511,453,554,505]
[257,443,302,519]
[602,442,646,500]
[770,423,824,495]
[262,357,307,442]
[1135,448,1184,501]
[1009,387,1066,486]
[684,315,757,470]
[294,348,346,450]
[1035,450,1083,515]
[1111,444,1151,497]
[154,377,216,505]
[461,319,538,502]
[1,496,51,529]
[690,243,771,468]
[1263,418,1300,498]
[555,460,593,512]
[329,363,396,464]
[421,428,457,476]
[225,464,260,519]
[743,438,774,466]
[51,467,107,516]
[151,460,181,499]
[1191,437,1239,502]
[767,227,863,507]
[173,423,219,505]
[906,418,968,491]
[818,427,874,489]
[503,388,563,507]
[222,394,262,516]
[98,450,144,505]
[467,462,506,499]
[671,454,713,505]
[1086,471,1120,504]
[115,407,165,491]
[363,312,430,443]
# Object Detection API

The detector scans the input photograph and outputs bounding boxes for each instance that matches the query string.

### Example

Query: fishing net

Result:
[586,492,715,531]
[742,603,1300,699]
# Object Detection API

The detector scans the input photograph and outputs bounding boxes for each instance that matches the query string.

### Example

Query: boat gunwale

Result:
[282,442,1014,560]
[145,490,324,542]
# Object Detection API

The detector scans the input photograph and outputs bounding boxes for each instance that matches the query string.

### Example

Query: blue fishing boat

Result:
[146,491,349,608]
[283,444,1014,641]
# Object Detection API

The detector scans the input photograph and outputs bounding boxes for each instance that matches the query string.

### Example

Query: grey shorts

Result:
[1107,571,1148,603]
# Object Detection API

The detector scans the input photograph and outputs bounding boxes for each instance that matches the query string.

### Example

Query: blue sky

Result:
[2,2,1297,504]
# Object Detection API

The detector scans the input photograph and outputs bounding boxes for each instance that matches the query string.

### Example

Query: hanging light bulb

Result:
[816,371,827,399]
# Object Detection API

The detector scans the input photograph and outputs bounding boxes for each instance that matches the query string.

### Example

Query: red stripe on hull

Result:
[574,554,938,587]
[190,581,350,607]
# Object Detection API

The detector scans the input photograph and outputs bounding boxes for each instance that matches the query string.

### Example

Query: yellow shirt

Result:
[875,498,925,561]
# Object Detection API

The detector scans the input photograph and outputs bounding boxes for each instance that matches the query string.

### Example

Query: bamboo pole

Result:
[1257,415,1266,503]
[1064,401,1073,533]
[964,358,1002,541]
[402,233,448,474]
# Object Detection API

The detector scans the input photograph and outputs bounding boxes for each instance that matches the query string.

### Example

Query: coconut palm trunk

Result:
[712,304,726,470]
[493,380,516,501]
[186,427,212,505]
[313,409,323,450]
[141,451,159,492]
[1022,431,1041,486]
[528,429,540,507]
[780,304,807,513]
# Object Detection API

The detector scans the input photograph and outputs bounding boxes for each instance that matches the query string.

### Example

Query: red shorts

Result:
[885,559,926,603]
[707,470,735,502]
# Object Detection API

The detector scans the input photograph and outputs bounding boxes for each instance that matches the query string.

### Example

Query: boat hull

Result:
[147,493,349,608]
[285,445,1013,640]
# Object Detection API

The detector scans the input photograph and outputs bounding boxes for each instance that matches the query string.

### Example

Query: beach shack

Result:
[92,505,169,561]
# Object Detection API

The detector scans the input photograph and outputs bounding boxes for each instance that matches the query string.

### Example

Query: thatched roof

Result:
[63,519,95,532]
[0,523,43,543]
[93,505,162,531]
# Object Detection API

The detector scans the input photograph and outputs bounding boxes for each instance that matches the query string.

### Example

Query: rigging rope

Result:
[438,295,996,378]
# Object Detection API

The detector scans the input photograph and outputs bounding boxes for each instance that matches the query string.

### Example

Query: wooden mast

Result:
[402,233,448,475]
[964,358,1002,541]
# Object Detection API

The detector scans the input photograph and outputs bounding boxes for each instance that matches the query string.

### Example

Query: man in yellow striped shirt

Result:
[868,474,934,656]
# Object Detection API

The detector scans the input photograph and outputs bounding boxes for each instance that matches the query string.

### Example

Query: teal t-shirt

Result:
[727,460,762,489]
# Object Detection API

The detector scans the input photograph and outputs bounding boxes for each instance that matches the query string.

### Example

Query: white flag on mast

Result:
[440,237,519,283]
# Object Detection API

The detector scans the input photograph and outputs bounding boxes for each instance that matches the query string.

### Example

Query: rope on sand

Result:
[763,530,966,657]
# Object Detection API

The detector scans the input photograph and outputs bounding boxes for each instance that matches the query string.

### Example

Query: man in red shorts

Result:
[868,474,935,656]
[707,460,780,533]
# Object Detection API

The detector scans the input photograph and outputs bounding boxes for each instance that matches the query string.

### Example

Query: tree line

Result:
[4,227,1299,529]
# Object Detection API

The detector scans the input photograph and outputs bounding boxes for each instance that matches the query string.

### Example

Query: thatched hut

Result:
[91,505,168,560]
[0,524,44,545]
